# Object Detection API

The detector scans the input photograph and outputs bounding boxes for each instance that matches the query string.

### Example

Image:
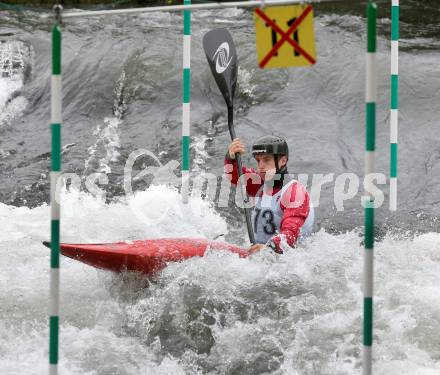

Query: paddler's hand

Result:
[228,138,246,159]
[248,243,265,255]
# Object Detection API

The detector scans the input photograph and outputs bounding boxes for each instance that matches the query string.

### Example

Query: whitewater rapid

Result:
[2,187,440,374]
[1,4,439,374]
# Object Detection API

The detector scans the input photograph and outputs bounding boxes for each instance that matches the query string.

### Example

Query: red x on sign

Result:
[255,5,316,68]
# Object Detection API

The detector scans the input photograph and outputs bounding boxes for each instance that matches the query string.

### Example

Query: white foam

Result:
[1,190,440,372]
[84,117,121,174]
[0,41,30,126]
[191,135,211,173]
[238,66,257,102]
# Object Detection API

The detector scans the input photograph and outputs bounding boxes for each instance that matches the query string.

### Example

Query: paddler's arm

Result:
[224,138,262,197]
[268,182,310,253]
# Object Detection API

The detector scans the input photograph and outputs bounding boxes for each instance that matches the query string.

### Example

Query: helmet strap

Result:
[273,155,286,188]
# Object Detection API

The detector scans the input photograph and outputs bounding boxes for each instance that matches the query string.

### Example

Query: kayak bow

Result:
[43,238,248,275]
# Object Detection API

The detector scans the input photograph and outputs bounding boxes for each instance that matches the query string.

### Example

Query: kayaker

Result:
[224,135,314,254]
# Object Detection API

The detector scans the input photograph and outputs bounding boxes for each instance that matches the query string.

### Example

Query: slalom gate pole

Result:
[181,0,191,203]
[390,0,399,210]
[49,5,62,375]
[363,2,377,375]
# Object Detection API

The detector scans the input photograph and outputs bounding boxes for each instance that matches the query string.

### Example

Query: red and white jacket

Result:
[224,155,311,253]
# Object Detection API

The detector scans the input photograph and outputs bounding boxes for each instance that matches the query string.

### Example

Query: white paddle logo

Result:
[214,42,233,74]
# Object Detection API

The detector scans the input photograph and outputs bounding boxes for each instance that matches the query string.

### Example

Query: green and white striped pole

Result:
[363,2,376,375]
[50,5,62,374]
[390,0,399,211]
[181,0,191,203]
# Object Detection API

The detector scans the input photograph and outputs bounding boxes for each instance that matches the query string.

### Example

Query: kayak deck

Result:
[43,238,248,275]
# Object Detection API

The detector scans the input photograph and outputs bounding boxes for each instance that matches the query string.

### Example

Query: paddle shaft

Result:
[228,106,256,245]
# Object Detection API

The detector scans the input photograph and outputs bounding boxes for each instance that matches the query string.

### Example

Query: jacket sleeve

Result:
[224,152,263,197]
[270,182,310,253]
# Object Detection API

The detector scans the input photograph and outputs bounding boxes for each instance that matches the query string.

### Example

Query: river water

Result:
[1,1,439,374]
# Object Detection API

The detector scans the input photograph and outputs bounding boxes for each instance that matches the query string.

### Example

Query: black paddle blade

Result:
[203,28,238,108]
[42,241,50,248]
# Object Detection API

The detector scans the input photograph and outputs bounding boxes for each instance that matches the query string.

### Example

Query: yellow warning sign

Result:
[254,5,317,69]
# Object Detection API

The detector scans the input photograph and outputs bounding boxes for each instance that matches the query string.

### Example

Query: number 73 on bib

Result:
[254,5,317,69]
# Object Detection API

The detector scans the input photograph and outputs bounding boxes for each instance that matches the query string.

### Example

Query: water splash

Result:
[191,134,212,173]
[0,40,31,126]
[84,70,129,174]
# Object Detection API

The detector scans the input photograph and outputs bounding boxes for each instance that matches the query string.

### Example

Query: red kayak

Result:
[43,238,248,275]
